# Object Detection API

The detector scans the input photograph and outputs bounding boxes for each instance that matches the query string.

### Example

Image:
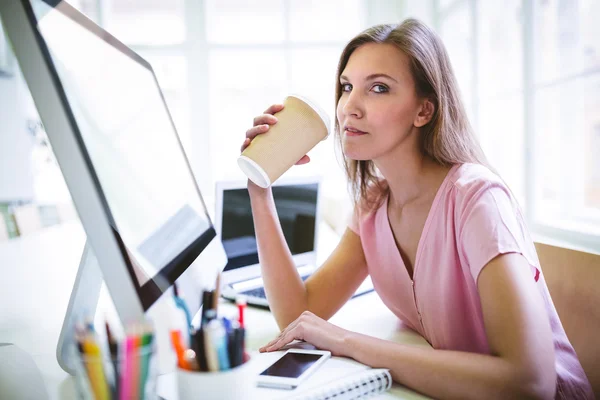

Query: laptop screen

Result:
[220,183,318,271]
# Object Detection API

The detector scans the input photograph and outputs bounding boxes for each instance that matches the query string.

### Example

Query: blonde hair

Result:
[335,19,490,210]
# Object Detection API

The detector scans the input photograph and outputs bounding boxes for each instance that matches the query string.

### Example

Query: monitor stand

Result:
[56,242,103,375]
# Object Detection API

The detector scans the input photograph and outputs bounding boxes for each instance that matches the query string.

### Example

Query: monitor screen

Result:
[28,0,215,308]
[220,183,318,271]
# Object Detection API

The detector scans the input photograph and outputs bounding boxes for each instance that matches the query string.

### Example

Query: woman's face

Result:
[336,43,423,161]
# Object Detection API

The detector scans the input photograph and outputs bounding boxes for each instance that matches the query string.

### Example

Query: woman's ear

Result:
[414,98,435,128]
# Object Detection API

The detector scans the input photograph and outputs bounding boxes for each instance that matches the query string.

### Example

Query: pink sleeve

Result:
[458,185,540,282]
[347,205,360,235]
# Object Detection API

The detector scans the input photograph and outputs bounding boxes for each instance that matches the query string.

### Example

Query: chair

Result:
[535,242,600,397]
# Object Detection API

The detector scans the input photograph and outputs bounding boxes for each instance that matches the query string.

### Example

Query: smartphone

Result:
[256,348,331,389]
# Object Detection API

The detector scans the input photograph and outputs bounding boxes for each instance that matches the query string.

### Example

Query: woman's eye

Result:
[341,83,352,92]
[372,84,389,93]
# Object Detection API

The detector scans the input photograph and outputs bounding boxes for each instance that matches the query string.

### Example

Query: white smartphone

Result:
[256,348,331,390]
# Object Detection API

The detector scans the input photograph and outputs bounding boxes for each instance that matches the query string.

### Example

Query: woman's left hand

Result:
[259,311,353,357]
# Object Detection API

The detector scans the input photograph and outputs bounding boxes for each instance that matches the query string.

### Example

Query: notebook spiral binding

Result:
[288,368,392,400]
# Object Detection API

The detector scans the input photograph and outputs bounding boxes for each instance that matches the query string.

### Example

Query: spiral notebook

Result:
[251,355,393,400]
[287,368,392,400]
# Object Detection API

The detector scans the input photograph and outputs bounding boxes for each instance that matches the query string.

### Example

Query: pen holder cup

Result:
[73,344,158,400]
[177,358,256,400]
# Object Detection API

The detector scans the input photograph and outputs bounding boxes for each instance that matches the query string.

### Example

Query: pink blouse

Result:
[349,163,593,399]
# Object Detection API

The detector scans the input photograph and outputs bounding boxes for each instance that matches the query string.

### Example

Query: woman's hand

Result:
[242,104,311,194]
[241,103,311,165]
[259,311,353,357]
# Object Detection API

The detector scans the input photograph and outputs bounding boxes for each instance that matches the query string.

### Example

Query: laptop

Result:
[215,176,373,308]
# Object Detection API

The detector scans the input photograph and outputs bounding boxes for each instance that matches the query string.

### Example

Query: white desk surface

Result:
[0,221,431,399]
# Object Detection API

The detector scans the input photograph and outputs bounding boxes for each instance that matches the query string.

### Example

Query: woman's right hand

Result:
[242,104,310,194]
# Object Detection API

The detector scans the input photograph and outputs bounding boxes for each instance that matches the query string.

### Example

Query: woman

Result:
[241,19,593,399]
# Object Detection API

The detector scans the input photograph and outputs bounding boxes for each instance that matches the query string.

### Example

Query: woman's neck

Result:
[375,142,450,210]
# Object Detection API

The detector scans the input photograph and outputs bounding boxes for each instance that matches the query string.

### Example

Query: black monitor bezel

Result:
[23,0,216,310]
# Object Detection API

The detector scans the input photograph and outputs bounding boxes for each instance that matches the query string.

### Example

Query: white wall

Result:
[0,72,34,203]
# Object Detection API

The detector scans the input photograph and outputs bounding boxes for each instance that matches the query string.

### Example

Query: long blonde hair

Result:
[335,19,490,210]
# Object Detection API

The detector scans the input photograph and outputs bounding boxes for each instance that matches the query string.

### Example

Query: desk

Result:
[0,221,431,399]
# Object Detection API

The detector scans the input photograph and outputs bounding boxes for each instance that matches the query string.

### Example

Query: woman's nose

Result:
[342,91,363,118]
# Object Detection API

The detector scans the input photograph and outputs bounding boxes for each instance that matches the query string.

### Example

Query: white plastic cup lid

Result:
[237,156,271,188]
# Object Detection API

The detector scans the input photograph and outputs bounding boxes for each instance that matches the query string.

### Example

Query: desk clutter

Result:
[71,321,157,400]
[69,276,396,400]
[171,280,249,373]
[172,277,256,400]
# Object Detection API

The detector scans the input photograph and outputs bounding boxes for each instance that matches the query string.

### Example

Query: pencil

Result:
[129,328,142,400]
[139,325,154,399]
[119,336,134,400]
[82,335,110,400]
[105,322,119,397]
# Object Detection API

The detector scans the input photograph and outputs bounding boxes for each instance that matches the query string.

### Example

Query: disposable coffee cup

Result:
[238,94,330,188]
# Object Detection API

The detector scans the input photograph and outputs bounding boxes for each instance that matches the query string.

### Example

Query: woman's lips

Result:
[344,126,368,136]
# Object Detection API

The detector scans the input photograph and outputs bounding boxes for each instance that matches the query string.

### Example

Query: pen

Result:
[173,283,193,343]
[221,316,232,334]
[193,327,208,372]
[209,319,230,371]
[183,349,199,371]
[239,327,248,365]
[213,273,221,310]
[201,290,214,327]
[203,322,219,372]
[227,321,242,368]
[236,295,247,328]
[170,330,187,370]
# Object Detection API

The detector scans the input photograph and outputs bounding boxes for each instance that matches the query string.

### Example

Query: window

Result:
[205,0,285,44]
[208,49,287,182]
[476,0,525,205]
[288,0,364,44]
[205,0,366,198]
[532,0,600,237]
[104,0,186,45]
[437,0,600,250]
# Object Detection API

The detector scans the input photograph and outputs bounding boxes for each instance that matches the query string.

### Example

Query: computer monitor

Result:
[0,0,227,374]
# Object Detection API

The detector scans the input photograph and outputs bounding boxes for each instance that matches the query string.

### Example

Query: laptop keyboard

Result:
[240,275,310,299]
[240,286,267,299]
